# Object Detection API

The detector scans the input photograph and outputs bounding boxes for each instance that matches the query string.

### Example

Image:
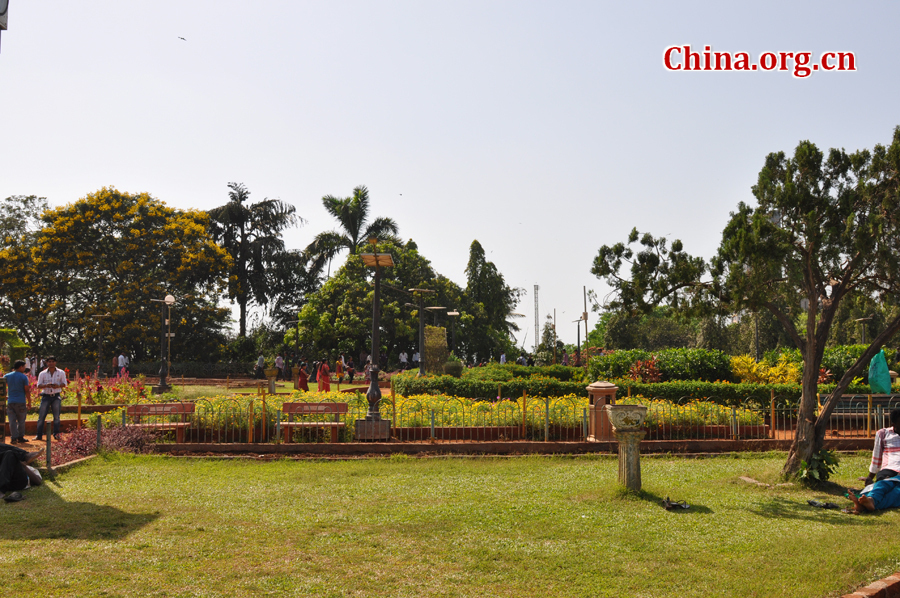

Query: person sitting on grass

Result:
[863,408,900,486]
[847,477,900,514]
[0,443,44,503]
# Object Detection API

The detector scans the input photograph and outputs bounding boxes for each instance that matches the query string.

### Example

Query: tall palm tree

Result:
[208,182,303,337]
[305,185,399,275]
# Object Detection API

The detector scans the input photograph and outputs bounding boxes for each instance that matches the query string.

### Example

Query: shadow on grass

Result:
[0,483,159,540]
[747,496,878,523]
[619,488,714,514]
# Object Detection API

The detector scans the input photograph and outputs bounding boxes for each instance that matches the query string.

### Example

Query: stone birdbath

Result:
[264,367,279,395]
[603,404,648,491]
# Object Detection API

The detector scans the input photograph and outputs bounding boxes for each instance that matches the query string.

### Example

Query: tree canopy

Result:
[208,182,303,337]
[304,185,400,276]
[0,188,232,361]
[593,126,900,475]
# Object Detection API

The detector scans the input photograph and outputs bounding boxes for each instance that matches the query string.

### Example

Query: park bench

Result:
[125,402,195,443]
[280,402,348,443]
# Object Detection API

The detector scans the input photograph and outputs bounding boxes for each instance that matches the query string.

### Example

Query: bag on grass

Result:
[869,350,892,394]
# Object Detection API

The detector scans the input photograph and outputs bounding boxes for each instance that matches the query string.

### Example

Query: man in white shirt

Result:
[500,352,507,364]
[412,351,420,369]
[865,408,900,485]
[117,352,127,377]
[35,356,67,441]
[275,354,284,381]
[399,351,408,370]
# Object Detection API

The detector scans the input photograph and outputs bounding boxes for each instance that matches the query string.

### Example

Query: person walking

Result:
[255,354,265,380]
[275,353,284,381]
[34,356,66,441]
[317,360,331,392]
[4,360,30,444]
[297,362,310,392]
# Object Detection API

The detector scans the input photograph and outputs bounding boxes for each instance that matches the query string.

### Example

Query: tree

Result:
[0,187,232,361]
[462,240,524,362]
[208,182,303,337]
[304,185,399,275]
[593,127,900,476]
[291,240,464,363]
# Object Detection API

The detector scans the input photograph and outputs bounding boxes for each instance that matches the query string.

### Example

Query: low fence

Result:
[92,393,900,444]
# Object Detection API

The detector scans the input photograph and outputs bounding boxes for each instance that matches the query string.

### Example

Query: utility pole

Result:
[534,284,539,354]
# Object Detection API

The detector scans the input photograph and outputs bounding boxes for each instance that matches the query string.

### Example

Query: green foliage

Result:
[207,182,304,337]
[304,185,400,271]
[798,449,840,485]
[589,348,733,382]
[0,328,29,361]
[424,325,449,374]
[392,368,589,399]
[764,344,898,383]
[0,187,231,361]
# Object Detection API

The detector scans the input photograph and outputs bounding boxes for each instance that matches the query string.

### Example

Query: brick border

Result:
[841,572,900,597]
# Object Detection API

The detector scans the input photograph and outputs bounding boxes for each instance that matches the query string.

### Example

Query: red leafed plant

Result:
[628,356,662,383]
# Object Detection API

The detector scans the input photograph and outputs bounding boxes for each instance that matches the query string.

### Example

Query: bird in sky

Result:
[178,37,186,41]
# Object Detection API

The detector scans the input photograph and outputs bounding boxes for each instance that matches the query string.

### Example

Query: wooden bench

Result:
[125,403,195,443]
[281,402,348,443]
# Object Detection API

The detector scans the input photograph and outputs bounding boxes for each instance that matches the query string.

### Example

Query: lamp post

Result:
[447,311,460,353]
[360,243,394,422]
[855,315,874,345]
[409,288,436,376]
[151,294,175,394]
[91,313,111,377]
[425,306,446,326]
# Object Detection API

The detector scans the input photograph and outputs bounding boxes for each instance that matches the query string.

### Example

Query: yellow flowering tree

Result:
[0,187,231,361]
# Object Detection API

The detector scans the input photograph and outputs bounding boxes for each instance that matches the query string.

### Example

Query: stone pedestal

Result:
[355,419,391,441]
[603,404,648,492]
[615,430,646,491]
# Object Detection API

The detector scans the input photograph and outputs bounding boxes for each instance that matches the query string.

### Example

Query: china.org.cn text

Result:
[663,45,856,78]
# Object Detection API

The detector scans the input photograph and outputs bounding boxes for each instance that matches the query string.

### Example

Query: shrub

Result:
[590,348,733,383]
[392,370,589,399]
[51,426,158,465]
[731,355,801,384]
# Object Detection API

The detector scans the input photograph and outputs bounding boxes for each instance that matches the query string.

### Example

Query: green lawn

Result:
[0,453,895,597]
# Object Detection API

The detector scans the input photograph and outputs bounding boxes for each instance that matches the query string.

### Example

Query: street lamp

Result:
[360,242,394,422]
[855,315,875,345]
[425,306,446,326]
[91,313,111,377]
[447,311,460,353]
[409,288,436,376]
[151,294,175,394]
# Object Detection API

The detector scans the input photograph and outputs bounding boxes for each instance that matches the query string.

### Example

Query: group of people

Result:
[3,356,66,444]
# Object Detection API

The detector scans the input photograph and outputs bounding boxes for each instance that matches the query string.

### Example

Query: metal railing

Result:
[97,393,900,444]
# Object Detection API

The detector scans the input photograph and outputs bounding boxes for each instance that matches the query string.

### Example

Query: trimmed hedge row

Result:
[588,348,733,383]
[616,380,875,406]
[391,371,589,399]
[461,363,586,382]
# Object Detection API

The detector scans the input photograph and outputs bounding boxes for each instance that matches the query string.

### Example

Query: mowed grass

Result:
[0,453,896,597]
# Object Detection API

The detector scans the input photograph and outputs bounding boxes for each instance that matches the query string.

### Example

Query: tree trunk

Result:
[782,349,824,477]
[239,298,247,338]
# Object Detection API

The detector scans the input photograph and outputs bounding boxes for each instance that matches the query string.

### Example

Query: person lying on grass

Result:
[0,443,44,503]
[846,477,900,514]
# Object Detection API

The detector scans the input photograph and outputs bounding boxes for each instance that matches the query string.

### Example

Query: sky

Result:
[2,2,899,350]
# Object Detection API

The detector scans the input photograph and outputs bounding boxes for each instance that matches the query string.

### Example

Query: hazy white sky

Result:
[2,2,899,349]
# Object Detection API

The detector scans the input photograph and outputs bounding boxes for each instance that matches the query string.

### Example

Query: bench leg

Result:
[176,428,185,444]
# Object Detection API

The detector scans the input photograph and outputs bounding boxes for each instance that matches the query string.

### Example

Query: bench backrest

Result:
[283,402,348,415]
[126,403,196,416]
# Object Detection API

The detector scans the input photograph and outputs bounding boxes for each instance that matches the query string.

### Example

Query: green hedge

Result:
[461,363,586,383]
[615,380,875,406]
[589,348,733,382]
[392,370,589,399]
[764,345,899,382]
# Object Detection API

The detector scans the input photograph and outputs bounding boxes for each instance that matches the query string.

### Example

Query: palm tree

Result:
[208,182,303,337]
[305,185,400,275]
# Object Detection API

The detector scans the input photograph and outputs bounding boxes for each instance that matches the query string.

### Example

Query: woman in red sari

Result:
[297,362,310,392]
[318,361,331,392]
